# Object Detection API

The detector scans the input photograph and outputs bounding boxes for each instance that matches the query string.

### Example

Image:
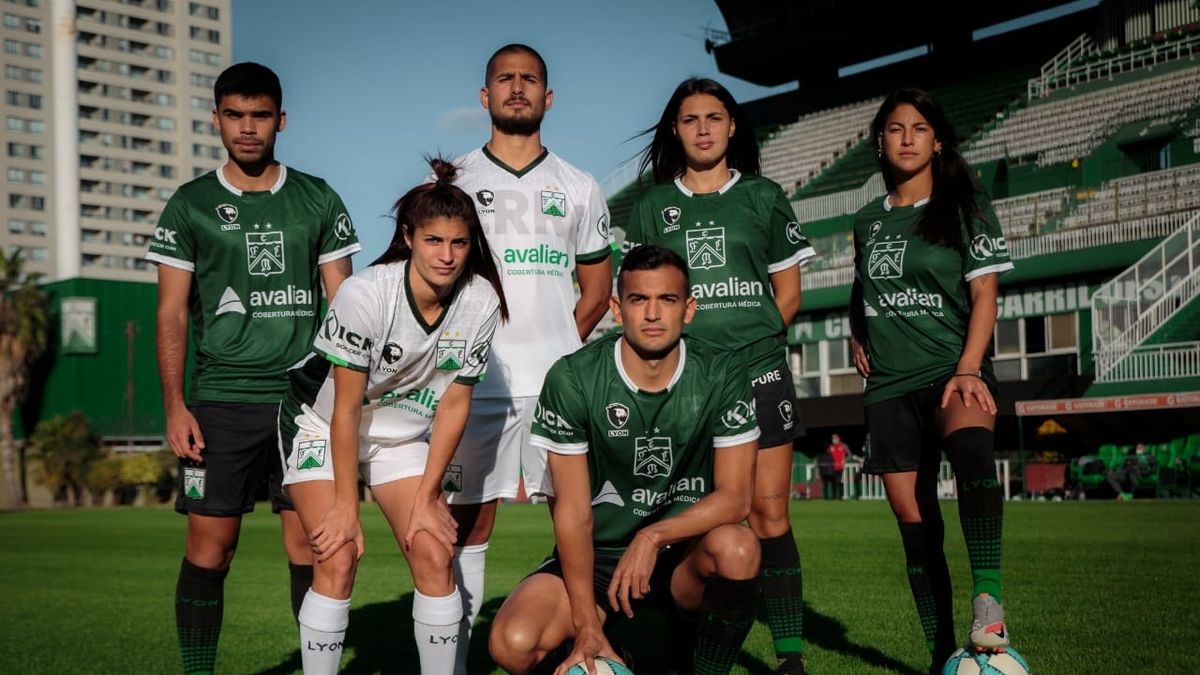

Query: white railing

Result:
[804,460,1013,500]
[1008,211,1191,259]
[803,266,854,290]
[791,172,885,222]
[1028,31,1200,99]
[1092,212,1200,380]
[1029,34,1098,99]
[1099,341,1200,382]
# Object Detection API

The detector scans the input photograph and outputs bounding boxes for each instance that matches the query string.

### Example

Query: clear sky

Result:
[231,0,791,259]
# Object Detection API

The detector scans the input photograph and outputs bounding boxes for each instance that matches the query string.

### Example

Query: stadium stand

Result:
[1064,164,1200,228]
[759,98,881,195]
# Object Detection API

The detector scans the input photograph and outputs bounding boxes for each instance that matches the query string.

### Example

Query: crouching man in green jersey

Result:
[489,245,761,675]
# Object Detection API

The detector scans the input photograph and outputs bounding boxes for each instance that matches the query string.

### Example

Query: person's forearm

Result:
[417,385,471,501]
[330,406,361,510]
[554,497,601,631]
[156,306,189,410]
[637,486,750,548]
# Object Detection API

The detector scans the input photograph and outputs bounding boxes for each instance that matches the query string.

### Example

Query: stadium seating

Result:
[991,187,1071,238]
[759,98,882,194]
[964,63,1200,167]
[1063,164,1200,228]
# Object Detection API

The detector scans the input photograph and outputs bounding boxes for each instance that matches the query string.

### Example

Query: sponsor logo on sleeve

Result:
[334,213,354,241]
[535,402,572,436]
[721,400,755,429]
[154,226,177,246]
[597,213,610,239]
[606,403,630,437]
[969,233,1008,261]
[785,221,803,245]
[321,309,374,355]
[685,227,726,269]
[466,339,491,369]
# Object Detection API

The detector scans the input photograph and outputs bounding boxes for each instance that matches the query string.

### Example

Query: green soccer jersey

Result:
[853,193,1013,405]
[529,334,760,556]
[146,165,361,403]
[623,171,815,375]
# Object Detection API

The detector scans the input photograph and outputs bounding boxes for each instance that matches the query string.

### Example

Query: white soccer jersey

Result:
[452,146,612,398]
[280,262,500,445]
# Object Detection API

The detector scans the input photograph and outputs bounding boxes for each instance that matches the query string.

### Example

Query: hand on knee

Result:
[312,545,357,599]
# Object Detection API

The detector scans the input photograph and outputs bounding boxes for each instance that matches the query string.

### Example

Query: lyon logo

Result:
[216,204,238,224]
[606,403,629,429]
[867,238,906,280]
[686,228,726,270]
[476,190,494,207]
[662,206,681,227]
[634,436,673,479]
[247,231,285,276]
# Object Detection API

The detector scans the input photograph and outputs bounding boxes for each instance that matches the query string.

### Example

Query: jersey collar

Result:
[403,260,460,335]
[613,336,687,394]
[481,144,549,178]
[673,169,740,198]
[882,193,930,211]
[216,162,288,196]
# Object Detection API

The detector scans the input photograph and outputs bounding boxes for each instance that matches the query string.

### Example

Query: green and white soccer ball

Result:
[942,647,1031,675]
[565,656,635,675]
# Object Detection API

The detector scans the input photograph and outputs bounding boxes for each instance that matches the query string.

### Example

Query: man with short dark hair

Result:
[489,245,761,675]
[147,61,360,675]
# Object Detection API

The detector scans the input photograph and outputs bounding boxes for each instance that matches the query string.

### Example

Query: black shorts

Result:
[751,365,805,448]
[863,373,996,474]
[174,402,293,516]
[531,542,690,610]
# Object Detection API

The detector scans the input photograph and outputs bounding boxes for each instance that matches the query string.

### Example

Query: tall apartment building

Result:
[1,0,230,282]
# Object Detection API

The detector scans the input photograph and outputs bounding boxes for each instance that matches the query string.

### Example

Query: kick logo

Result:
[597,213,610,239]
[868,236,906,280]
[634,436,673,479]
[686,227,726,269]
[662,206,681,227]
[435,338,467,370]
[442,464,463,493]
[540,190,566,217]
[785,221,803,245]
[466,339,491,368]
[183,467,205,499]
[247,229,285,277]
[216,204,238,224]
[969,233,1007,261]
[297,439,326,470]
[334,213,354,241]
[475,189,494,207]
[721,400,755,429]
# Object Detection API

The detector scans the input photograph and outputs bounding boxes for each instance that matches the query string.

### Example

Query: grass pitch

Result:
[2,500,1198,674]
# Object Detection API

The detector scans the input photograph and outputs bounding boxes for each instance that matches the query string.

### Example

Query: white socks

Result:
[452,542,489,673]
[413,588,464,675]
[298,589,350,675]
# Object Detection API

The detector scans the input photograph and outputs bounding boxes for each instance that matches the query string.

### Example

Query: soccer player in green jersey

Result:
[849,89,1014,673]
[623,78,814,675]
[146,63,360,675]
[489,244,761,675]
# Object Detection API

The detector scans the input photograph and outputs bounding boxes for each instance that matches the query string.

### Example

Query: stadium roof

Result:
[711,0,1098,86]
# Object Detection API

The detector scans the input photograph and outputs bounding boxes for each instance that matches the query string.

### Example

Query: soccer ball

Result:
[942,647,1031,674]
[565,656,635,675]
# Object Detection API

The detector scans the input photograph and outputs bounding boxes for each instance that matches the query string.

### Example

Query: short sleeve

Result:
[962,198,1014,281]
[575,176,613,263]
[318,187,362,265]
[709,351,760,448]
[528,359,590,455]
[454,300,500,385]
[145,194,196,271]
[765,183,816,273]
[311,276,378,372]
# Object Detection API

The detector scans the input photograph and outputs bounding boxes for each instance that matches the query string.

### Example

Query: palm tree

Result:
[0,250,48,508]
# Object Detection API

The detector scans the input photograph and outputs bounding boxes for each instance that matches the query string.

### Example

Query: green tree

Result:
[0,250,48,508]
[84,456,124,506]
[29,412,101,506]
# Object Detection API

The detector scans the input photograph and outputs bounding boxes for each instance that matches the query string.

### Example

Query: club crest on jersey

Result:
[540,190,566,217]
[476,190,494,207]
[662,206,681,227]
[334,213,354,241]
[969,233,1007,261]
[785,221,803,245]
[686,227,726,270]
[216,204,238,224]
[297,439,327,470]
[721,400,755,429]
[442,464,463,493]
[246,230,285,276]
[183,467,205,499]
[436,338,467,370]
[868,237,906,280]
[634,436,673,479]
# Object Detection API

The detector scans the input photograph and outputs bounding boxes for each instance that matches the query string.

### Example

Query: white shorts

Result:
[446,395,551,503]
[280,417,430,488]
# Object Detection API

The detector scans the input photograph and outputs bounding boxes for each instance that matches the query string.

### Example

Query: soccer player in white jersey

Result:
[280,159,508,675]
[445,43,613,665]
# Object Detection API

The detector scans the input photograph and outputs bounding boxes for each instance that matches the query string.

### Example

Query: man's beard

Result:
[492,109,543,136]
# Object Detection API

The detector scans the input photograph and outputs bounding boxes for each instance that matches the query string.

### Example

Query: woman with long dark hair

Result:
[278,157,507,675]
[849,88,1014,673]
[624,77,815,675]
